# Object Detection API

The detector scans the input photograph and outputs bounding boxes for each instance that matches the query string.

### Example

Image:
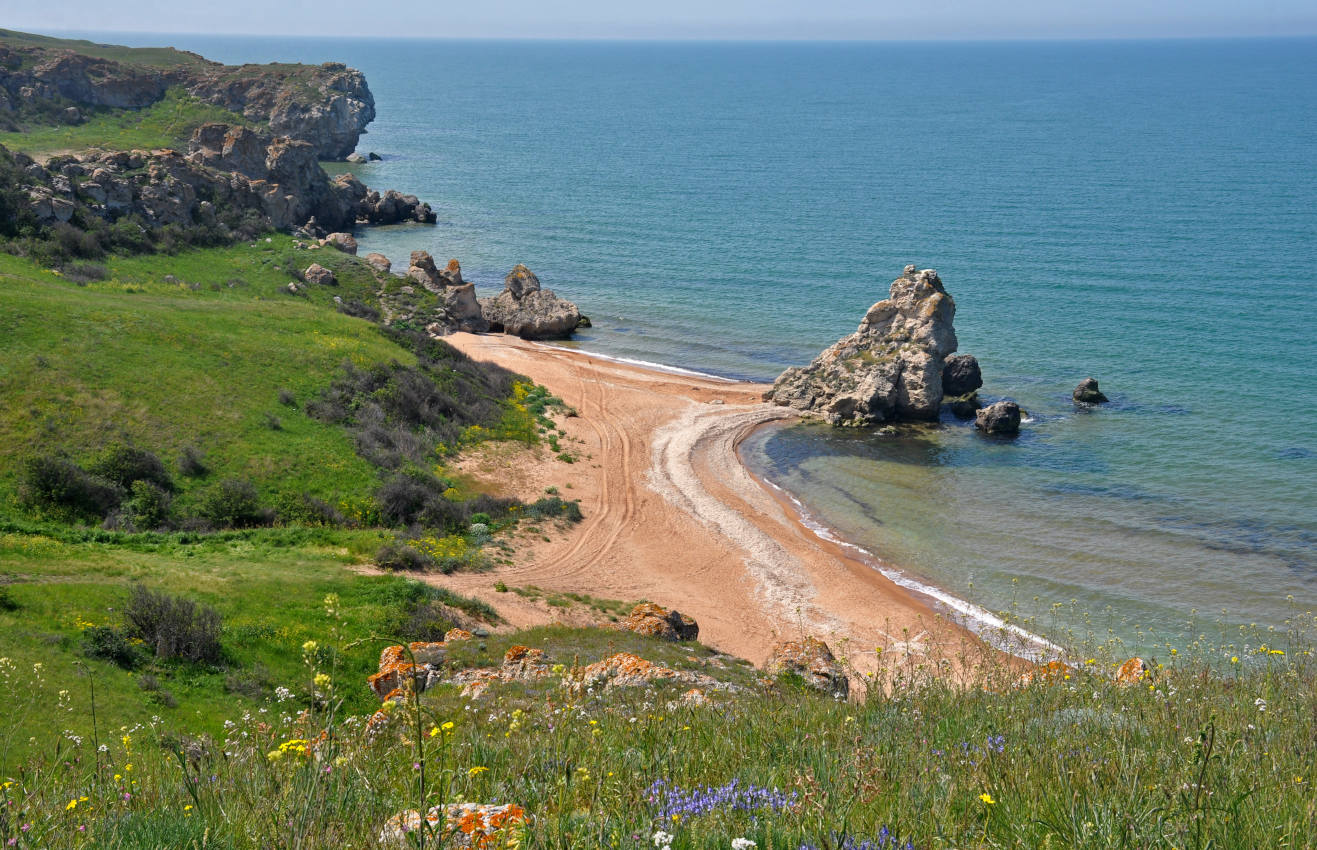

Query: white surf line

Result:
[525,341,745,383]
[647,402,841,633]
[756,476,1063,663]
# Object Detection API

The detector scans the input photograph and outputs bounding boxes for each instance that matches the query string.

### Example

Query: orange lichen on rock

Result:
[614,602,699,641]
[379,803,528,848]
[564,651,718,694]
[1115,657,1150,685]
[1014,660,1076,688]
[444,628,474,642]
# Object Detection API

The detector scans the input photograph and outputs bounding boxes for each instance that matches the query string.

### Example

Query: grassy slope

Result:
[0,29,210,69]
[0,235,397,514]
[0,89,246,157]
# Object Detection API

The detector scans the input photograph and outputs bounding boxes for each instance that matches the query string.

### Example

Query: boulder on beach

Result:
[975,400,1021,435]
[766,265,959,425]
[480,264,582,340]
[1073,377,1109,404]
[441,283,489,334]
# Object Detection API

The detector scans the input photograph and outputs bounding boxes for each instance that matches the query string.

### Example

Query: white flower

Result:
[1255,697,1268,712]
[652,830,674,849]
[732,840,757,850]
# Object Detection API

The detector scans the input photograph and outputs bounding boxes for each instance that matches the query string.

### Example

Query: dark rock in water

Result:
[766,264,958,425]
[1073,377,1109,404]
[975,400,1021,435]
[942,353,983,396]
[367,152,382,161]
[945,391,980,419]
[576,315,592,329]
[480,264,582,340]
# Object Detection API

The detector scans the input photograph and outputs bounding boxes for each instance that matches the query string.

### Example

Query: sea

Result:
[93,33,1317,653]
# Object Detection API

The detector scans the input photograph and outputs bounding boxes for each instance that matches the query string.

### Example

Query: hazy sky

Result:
[6,0,1315,40]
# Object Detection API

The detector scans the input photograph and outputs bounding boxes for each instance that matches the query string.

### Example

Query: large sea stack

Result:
[767,264,960,425]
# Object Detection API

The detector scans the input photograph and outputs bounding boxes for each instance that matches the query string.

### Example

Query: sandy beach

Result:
[435,333,998,682]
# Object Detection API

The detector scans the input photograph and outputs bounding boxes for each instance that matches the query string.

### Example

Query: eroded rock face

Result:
[767,265,958,425]
[442,283,490,334]
[765,636,849,699]
[615,603,699,641]
[480,264,582,340]
[363,252,391,274]
[974,400,1021,435]
[1073,377,1109,404]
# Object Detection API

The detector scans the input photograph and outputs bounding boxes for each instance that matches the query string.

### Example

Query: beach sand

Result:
[433,333,999,683]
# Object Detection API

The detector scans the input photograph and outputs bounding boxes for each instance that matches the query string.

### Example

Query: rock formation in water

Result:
[1073,377,1109,404]
[480,264,582,340]
[767,265,959,425]
[974,400,1021,435]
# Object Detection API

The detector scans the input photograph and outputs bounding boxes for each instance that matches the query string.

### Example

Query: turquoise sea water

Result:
[102,34,1317,648]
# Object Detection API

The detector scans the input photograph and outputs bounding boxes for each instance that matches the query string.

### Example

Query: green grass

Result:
[0,88,247,157]
[0,608,1313,849]
[0,29,212,69]
[0,237,407,516]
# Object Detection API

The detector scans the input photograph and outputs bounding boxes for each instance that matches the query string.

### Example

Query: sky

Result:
[3,0,1315,41]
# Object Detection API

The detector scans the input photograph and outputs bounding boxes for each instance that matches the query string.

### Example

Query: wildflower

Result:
[302,640,318,653]
[1269,649,1285,655]
[652,830,674,849]
[979,793,996,805]
[314,672,333,690]
[1231,656,1239,664]
[732,840,757,850]
[468,766,489,777]
[1255,697,1268,712]
[66,799,78,811]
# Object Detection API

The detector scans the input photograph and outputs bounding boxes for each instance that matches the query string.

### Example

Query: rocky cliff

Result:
[767,265,960,425]
[0,34,373,159]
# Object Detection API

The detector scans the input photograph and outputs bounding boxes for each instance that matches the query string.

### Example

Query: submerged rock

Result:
[1073,377,1109,404]
[974,400,1021,435]
[766,265,958,425]
[945,391,980,419]
[480,264,582,340]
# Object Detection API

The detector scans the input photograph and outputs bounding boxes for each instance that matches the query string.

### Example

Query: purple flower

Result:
[646,778,798,821]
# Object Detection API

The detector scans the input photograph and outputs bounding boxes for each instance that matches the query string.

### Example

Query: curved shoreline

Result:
[438,333,1026,680]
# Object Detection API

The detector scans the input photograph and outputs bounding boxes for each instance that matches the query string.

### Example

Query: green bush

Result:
[80,625,145,670]
[89,444,175,493]
[197,478,269,529]
[18,454,123,521]
[123,584,222,664]
[374,541,434,572]
[0,585,18,611]
[123,480,174,530]
[526,495,584,523]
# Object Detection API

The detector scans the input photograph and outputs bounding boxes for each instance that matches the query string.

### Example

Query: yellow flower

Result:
[979,793,996,805]
[467,766,488,777]
[302,640,319,653]
[113,774,122,782]
[1269,649,1285,656]
[314,672,333,690]
[66,798,78,811]
[1230,656,1240,664]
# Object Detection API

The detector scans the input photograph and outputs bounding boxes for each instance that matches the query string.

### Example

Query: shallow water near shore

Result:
[97,33,1317,648]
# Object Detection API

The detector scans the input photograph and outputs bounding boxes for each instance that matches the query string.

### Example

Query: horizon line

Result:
[32,28,1317,45]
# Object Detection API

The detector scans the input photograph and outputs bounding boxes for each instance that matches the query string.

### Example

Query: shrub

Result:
[62,262,109,284]
[178,445,208,478]
[81,625,145,670]
[277,388,297,407]
[18,454,123,521]
[122,480,173,530]
[123,584,222,664]
[0,585,19,612]
[197,478,269,529]
[274,491,348,527]
[526,496,584,523]
[90,444,175,493]
[263,412,282,431]
[375,541,434,572]
[337,299,381,322]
